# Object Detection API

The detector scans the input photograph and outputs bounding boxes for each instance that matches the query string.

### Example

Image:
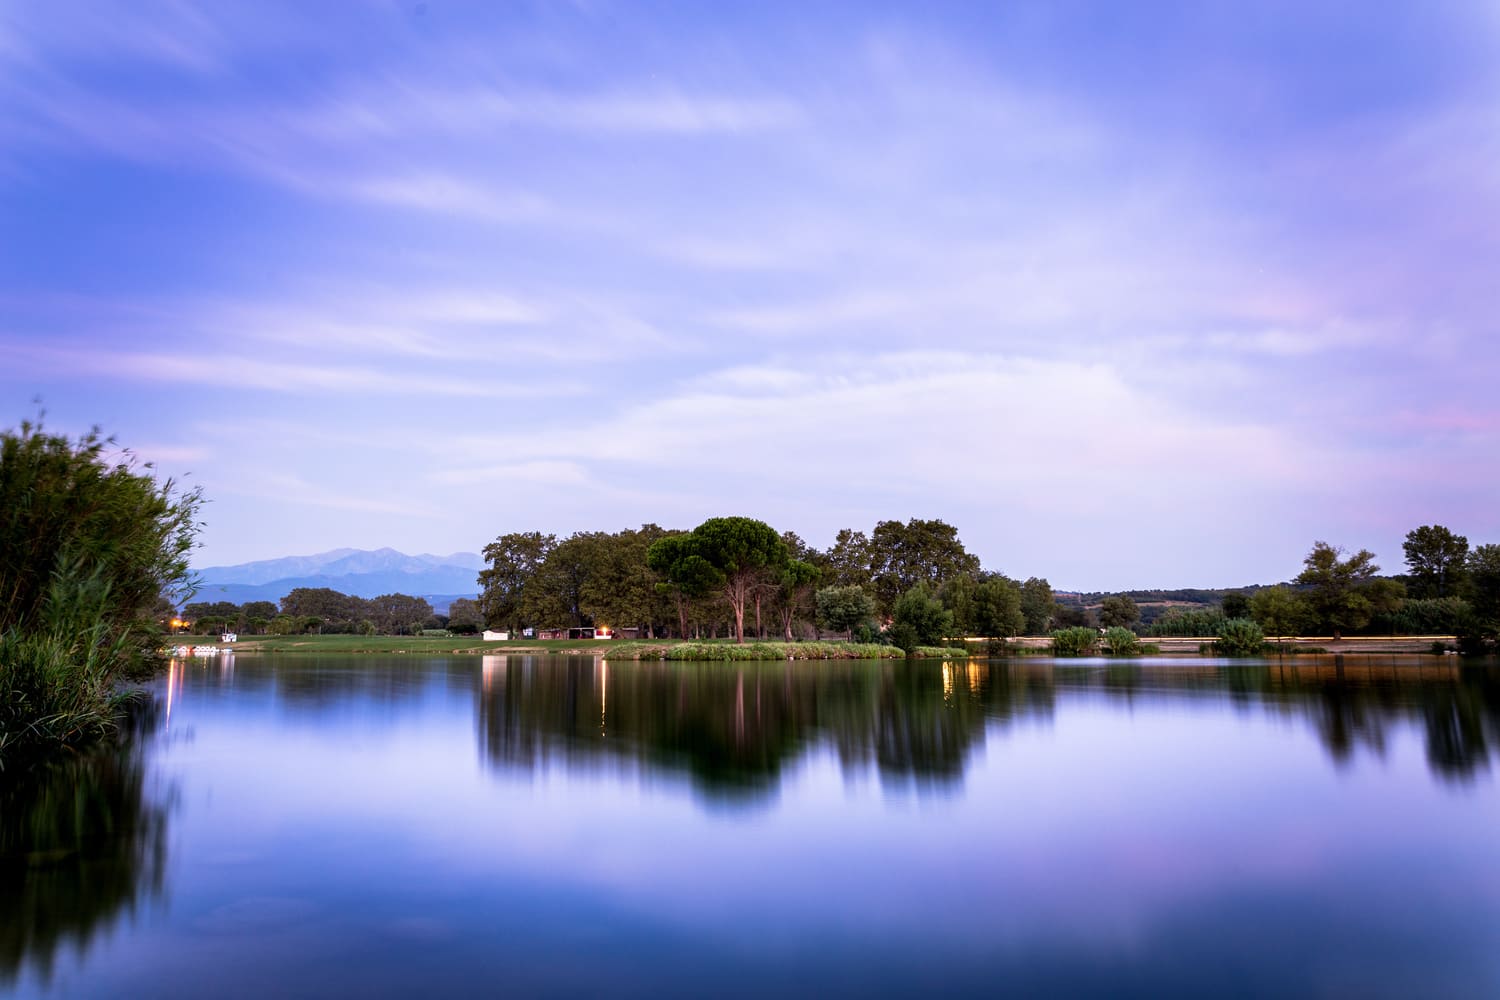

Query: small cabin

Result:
[482,629,510,641]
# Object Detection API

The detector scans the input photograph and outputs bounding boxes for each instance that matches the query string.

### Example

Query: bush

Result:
[1103,626,1141,656]
[1,420,201,759]
[1214,618,1267,656]
[1051,627,1099,656]
[889,584,954,653]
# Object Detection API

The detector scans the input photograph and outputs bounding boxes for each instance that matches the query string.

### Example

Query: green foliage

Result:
[775,558,821,641]
[647,533,720,638]
[1220,593,1251,619]
[648,641,902,662]
[867,518,981,614]
[1214,618,1266,656]
[1019,578,1054,634]
[911,645,969,658]
[1,564,139,757]
[1249,586,1312,638]
[521,532,601,629]
[1403,524,1469,599]
[1145,608,1227,637]
[0,418,201,671]
[1368,597,1470,635]
[824,528,873,588]
[365,593,434,636]
[1467,544,1500,634]
[1098,595,1140,629]
[676,517,788,643]
[1295,541,1379,635]
[1103,626,1141,656]
[1050,626,1099,656]
[816,585,875,641]
[1,419,202,758]
[280,587,369,632]
[446,598,483,634]
[478,531,555,633]
[888,584,953,653]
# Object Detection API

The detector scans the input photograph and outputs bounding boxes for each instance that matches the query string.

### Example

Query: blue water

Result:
[5,654,1500,998]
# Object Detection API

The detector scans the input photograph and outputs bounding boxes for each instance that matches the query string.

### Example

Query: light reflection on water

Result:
[4,653,1500,998]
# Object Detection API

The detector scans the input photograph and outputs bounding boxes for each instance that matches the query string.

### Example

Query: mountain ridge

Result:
[191,547,484,610]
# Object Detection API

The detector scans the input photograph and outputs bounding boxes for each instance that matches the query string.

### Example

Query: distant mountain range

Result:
[192,547,483,612]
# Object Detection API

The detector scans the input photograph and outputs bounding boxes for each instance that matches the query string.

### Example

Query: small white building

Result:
[482,629,510,641]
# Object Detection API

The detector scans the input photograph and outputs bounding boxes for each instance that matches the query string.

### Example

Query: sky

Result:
[3,1,1498,590]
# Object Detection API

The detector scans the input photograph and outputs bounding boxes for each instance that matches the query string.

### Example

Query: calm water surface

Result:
[6,654,1500,998]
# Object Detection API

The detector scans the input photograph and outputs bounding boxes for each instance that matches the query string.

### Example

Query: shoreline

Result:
[164,634,1465,660]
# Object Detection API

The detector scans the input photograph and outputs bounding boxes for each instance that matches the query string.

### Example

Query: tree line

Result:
[182,591,485,636]
[1113,526,1500,649]
[478,518,1500,652]
[479,516,1058,649]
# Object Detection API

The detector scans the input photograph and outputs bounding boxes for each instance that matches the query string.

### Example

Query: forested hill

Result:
[193,547,481,609]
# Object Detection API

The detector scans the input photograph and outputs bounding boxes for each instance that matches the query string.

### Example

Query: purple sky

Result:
[2,1,1497,589]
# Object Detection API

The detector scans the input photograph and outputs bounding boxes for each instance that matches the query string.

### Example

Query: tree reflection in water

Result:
[0,697,168,988]
[476,655,1500,797]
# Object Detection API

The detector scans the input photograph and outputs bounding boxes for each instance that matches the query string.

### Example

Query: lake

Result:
[5,653,1500,998]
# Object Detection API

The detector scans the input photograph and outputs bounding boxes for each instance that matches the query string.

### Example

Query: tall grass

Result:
[0,566,145,762]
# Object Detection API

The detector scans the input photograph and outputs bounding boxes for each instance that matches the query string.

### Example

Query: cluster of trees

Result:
[182,591,486,636]
[479,517,1063,648]
[1245,527,1500,643]
[1133,526,1500,646]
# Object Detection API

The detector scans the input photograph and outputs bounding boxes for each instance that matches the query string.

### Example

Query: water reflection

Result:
[0,699,168,989]
[476,655,1500,796]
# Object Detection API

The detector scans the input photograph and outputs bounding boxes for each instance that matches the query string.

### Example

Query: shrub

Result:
[1103,626,1141,656]
[889,584,953,653]
[1,420,201,759]
[1214,618,1267,656]
[1051,627,1099,656]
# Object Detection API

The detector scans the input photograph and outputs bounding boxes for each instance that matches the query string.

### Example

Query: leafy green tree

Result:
[1249,585,1312,640]
[868,518,981,614]
[816,585,875,641]
[647,534,722,639]
[774,559,821,641]
[446,598,483,634]
[183,600,239,622]
[1467,544,1500,633]
[824,528,873,588]
[888,584,953,652]
[478,531,555,633]
[1403,525,1469,599]
[523,532,604,628]
[686,517,789,643]
[938,575,979,635]
[1295,541,1380,636]
[279,588,370,633]
[0,418,201,668]
[367,593,434,635]
[1221,593,1251,619]
[580,525,675,636]
[1019,578,1055,634]
[973,576,1026,638]
[1098,595,1140,629]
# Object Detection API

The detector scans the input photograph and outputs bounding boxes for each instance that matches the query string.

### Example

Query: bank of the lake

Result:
[171,634,968,660]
